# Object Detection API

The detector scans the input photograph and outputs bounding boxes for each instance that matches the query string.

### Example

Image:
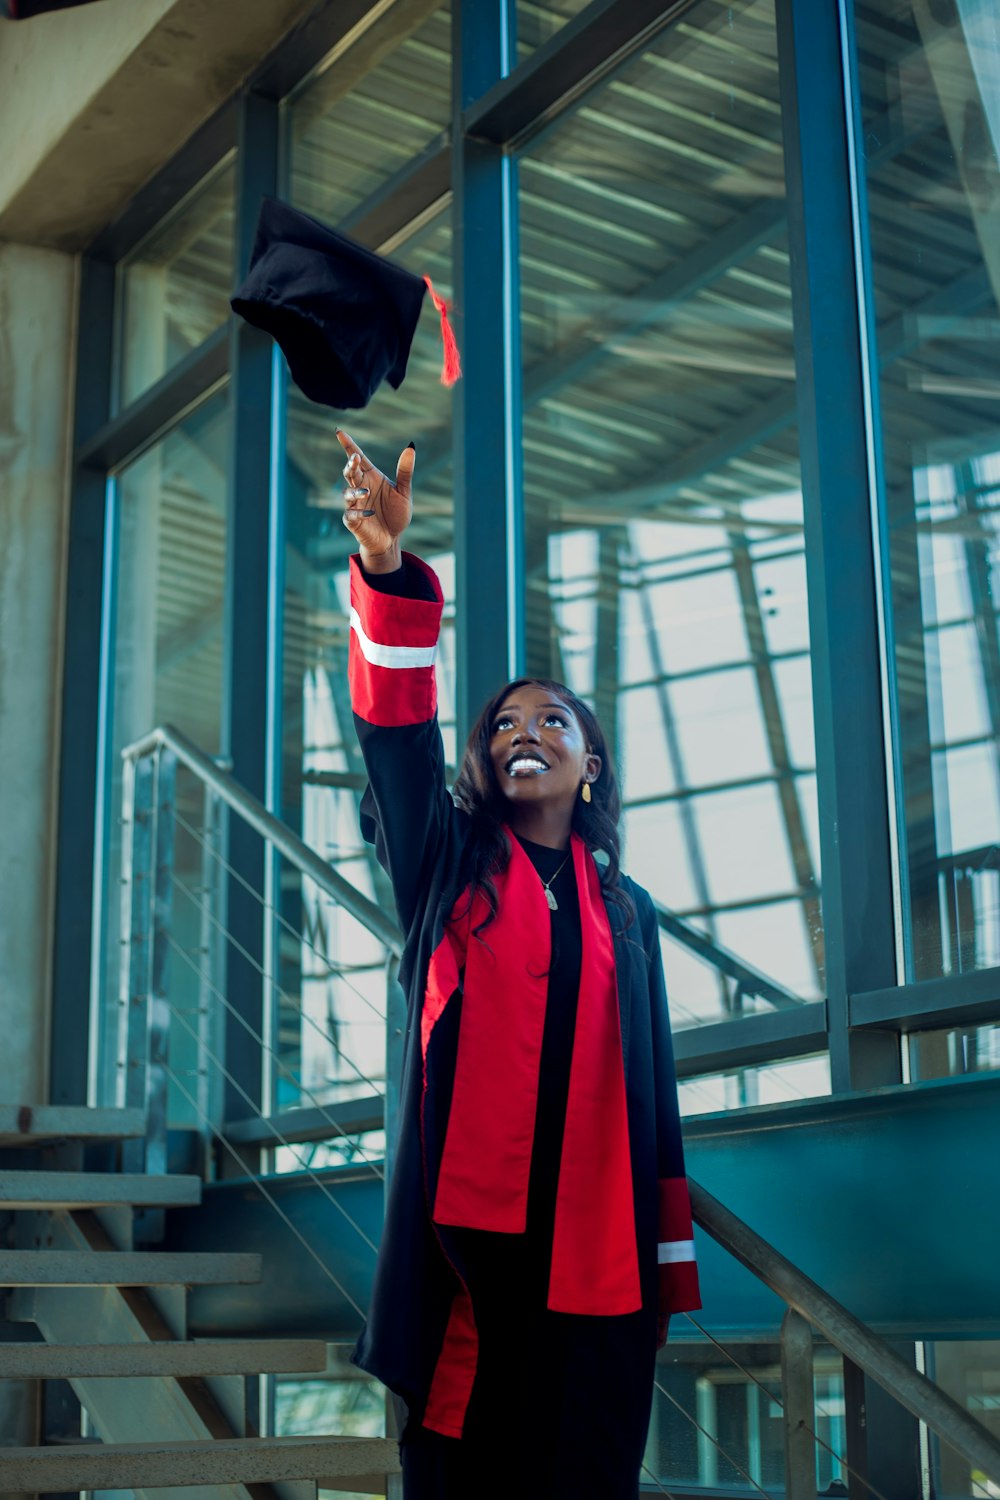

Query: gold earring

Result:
[581,781,592,803]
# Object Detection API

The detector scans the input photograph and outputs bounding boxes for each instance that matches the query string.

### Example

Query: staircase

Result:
[0,1103,400,1498]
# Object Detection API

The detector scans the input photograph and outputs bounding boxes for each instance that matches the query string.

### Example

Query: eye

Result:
[544,713,567,727]
[492,714,514,734]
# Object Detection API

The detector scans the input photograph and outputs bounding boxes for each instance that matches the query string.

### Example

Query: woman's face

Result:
[488,683,601,812]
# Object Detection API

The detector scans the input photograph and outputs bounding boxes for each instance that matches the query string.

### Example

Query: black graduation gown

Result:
[347,553,701,1499]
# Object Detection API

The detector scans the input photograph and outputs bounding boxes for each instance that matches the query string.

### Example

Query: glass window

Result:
[516,0,591,60]
[908,1021,1000,1083]
[285,3,451,227]
[118,157,235,408]
[677,1052,831,1116]
[927,1341,1000,1500]
[518,0,824,1030]
[647,1341,845,1490]
[275,208,456,1117]
[95,391,230,1109]
[856,0,1000,981]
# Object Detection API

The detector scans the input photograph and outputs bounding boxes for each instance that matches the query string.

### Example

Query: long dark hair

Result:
[451,676,635,934]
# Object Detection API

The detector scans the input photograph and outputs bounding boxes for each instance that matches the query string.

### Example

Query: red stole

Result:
[428,833,641,1316]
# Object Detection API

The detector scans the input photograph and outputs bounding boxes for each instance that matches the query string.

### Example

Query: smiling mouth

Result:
[505,755,550,777]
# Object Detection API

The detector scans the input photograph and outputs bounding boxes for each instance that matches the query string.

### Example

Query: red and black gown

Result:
[350,554,701,1500]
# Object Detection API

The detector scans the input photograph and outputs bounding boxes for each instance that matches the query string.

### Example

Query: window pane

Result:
[856,0,1000,980]
[96,392,229,1108]
[118,157,235,408]
[516,0,591,60]
[286,3,450,226]
[277,209,455,1114]
[519,0,825,1023]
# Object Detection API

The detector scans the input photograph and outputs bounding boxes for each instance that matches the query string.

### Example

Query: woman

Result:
[338,429,700,1499]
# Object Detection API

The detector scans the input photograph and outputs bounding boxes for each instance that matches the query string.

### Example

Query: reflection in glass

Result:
[648,1339,845,1490]
[516,0,591,60]
[908,1021,1000,1083]
[286,3,450,227]
[678,1052,831,1116]
[856,0,1000,980]
[927,1341,1000,1500]
[118,157,235,408]
[518,0,824,1028]
[96,392,229,1112]
[276,210,455,1120]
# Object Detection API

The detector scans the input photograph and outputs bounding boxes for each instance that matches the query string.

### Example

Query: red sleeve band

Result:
[657,1176,702,1314]
[348,552,444,727]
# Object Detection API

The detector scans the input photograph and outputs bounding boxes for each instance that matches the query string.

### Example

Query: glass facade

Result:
[285,3,451,227]
[857,0,1000,983]
[95,390,229,1110]
[63,4,1000,1492]
[519,0,823,1027]
[117,157,235,407]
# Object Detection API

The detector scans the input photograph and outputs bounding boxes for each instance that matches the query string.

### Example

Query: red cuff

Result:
[658,1177,702,1314]
[348,553,444,726]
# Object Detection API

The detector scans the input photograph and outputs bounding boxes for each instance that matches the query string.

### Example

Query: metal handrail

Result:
[122,723,403,957]
[125,726,796,1002]
[690,1179,1000,1485]
[120,726,1000,1484]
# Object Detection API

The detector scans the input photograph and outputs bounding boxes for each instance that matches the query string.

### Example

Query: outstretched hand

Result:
[337,428,415,570]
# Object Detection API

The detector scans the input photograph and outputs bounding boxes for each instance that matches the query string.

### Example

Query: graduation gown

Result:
[347,552,701,1494]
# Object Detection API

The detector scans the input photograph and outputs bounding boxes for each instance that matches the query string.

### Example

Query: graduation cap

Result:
[230,196,460,410]
[2,0,102,15]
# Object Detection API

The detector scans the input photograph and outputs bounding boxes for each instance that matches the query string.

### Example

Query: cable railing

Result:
[107,722,1000,1500]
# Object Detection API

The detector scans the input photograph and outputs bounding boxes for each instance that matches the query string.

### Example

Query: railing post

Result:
[781,1307,818,1500]
[145,748,176,1182]
[121,756,154,1169]
[196,782,225,1179]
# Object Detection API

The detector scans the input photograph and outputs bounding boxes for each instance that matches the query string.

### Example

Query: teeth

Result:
[508,758,548,775]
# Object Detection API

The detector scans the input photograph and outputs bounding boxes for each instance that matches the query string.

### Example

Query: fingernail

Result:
[407,440,416,450]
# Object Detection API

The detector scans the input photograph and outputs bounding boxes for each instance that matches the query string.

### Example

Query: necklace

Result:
[540,853,571,912]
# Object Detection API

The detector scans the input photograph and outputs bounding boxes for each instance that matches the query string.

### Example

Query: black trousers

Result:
[400,1230,656,1500]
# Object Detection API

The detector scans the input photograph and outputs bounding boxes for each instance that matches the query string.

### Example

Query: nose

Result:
[512,721,541,746]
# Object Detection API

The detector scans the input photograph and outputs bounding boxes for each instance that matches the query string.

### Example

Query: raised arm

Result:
[338,429,464,934]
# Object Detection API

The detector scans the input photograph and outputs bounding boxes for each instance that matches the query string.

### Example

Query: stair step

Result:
[0,1104,145,1146]
[0,1339,328,1377]
[0,1170,201,1208]
[0,1250,261,1286]
[0,1436,400,1490]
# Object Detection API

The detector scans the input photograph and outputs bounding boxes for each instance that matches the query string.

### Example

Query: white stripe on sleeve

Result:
[657,1239,696,1265]
[350,608,438,670]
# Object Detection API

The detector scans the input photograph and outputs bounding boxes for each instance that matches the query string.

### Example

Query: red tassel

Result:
[423,274,462,387]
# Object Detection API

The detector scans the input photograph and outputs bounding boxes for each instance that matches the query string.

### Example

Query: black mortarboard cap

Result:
[230,197,460,410]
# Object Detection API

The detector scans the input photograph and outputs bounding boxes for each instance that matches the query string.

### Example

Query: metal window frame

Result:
[54,0,1000,1117]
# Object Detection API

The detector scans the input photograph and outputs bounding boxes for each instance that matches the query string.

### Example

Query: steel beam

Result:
[221,91,281,1145]
[452,0,524,739]
[775,0,898,1091]
[76,326,229,474]
[50,254,115,1108]
[465,0,693,147]
[850,961,1000,1032]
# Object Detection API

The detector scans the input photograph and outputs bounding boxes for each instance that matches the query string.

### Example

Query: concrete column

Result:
[0,241,77,1106]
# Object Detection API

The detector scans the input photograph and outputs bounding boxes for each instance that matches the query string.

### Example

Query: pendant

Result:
[545,887,559,912]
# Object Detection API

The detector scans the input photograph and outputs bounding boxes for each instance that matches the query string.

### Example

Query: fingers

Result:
[335,428,365,464]
[395,440,416,498]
